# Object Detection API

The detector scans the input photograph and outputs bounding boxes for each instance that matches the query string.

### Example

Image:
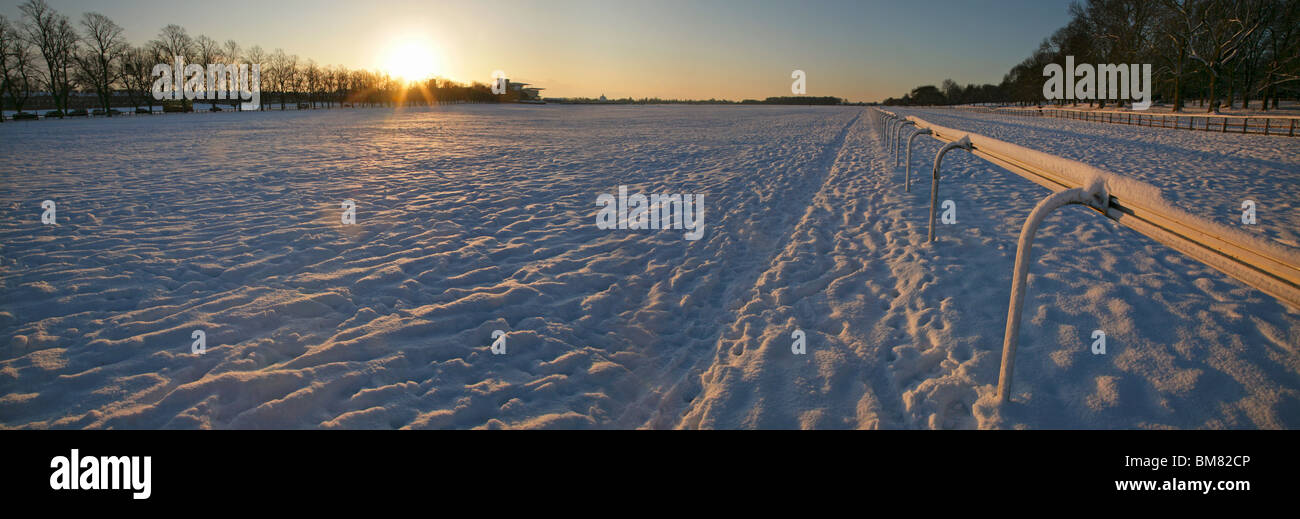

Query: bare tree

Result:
[1187,0,1264,112]
[287,54,303,107]
[268,48,286,109]
[1,15,39,116]
[155,24,194,62]
[75,12,127,115]
[1156,0,1200,111]
[330,64,348,107]
[121,43,162,112]
[192,35,221,109]
[268,49,298,110]
[0,15,10,121]
[1256,0,1299,110]
[216,39,242,109]
[20,0,78,115]
[195,35,218,62]
[242,45,267,110]
[304,59,320,108]
[222,39,240,63]
[243,45,266,69]
[1049,14,1096,106]
[1232,0,1275,109]
[1082,0,1156,108]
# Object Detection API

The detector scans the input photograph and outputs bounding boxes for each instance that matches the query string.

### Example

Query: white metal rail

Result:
[870,108,1300,404]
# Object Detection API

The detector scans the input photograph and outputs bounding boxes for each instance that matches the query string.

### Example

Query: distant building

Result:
[599,94,607,102]
[506,80,545,103]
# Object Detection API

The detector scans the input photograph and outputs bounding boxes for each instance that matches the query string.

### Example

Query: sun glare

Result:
[382,38,441,83]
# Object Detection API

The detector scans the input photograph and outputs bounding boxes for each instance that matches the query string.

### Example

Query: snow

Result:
[1,104,1298,429]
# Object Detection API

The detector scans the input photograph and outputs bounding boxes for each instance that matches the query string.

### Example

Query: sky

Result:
[1,0,1075,102]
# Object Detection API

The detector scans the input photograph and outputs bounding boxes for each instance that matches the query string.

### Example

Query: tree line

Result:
[0,0,515,120]
[883,0,1299,112]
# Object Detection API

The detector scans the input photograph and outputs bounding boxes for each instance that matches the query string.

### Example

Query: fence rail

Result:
[958,105,1300,137]
[870,108,1300,404]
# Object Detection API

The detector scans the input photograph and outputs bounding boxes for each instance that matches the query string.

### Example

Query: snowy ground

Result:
[1,105,1298,429]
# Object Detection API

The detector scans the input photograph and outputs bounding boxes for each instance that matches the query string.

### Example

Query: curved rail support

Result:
[927,136,972,243]
[904,127,931,192]
[996,180,1109,404]
[883,114,897,140]
[894,121,915,168]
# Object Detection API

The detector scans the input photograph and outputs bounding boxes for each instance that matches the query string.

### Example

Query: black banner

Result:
[2,430,1291,509]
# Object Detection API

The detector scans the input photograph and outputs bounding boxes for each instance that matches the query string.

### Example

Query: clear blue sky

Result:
[1,0,1075,101]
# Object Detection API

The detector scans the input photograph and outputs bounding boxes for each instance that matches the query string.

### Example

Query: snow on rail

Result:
[873,107,1300,404]
[876,108,1300,311]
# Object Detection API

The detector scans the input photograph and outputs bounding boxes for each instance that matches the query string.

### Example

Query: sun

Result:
[381,38,441,83]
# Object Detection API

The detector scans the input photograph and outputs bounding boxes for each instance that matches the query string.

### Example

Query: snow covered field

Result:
[1,105,1298,429]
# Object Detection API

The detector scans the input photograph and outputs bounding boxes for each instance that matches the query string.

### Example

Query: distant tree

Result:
[192,35,220,108]
[1051,14,1097,106]
[120,43,159,111]
[1234,0,1275,109]
[909,85,945,105]
[195,35,218,64]
[329,64,348,107]
[75,12,127,115]
[1,15,38,114]
[243,45,267,110]
[217,39,241,109]
[1187,0,1264,112]
[303,59,320,108]
[286,54,302,106]
[940,79,960,104]
[1256,0,1299,110]
[269,49,298,109]
[879,0,1298,112]
[155,24,193,62]
[1156,0,1199,111]
[756,95,842,105]
[20,0,78,114]
[222,39,240,63]
[1079,0,1156,108]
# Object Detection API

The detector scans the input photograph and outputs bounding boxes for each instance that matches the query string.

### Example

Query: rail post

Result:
[996,180,1109,404]
[889,116,903,156]
[905,127,932,193]
[927,136,973,243]
[895,120,915,168]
